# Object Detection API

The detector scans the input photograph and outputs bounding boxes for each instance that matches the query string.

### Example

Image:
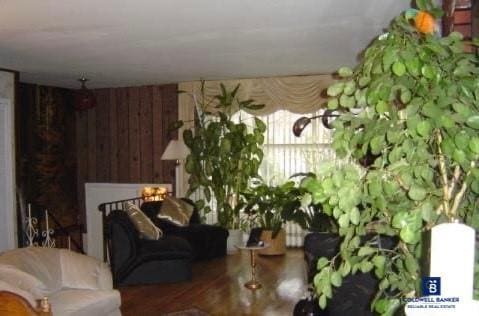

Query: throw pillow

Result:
[158,196,194,226]
[124,202,163,240]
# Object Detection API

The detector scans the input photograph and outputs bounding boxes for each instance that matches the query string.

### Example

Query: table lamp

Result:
[161,139,189,197]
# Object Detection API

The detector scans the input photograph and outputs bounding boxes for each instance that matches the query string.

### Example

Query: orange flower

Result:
[415,11,435,34]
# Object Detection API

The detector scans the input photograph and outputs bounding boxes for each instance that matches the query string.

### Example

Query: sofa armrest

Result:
[59,250,113,291]
[0,281,37,308]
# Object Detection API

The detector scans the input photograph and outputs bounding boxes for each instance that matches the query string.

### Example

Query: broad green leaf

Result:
[338,213,350,228]
[360,261,374,273]
[340,94,356,108]
[370,135,384,155]
[327,98,339,110]
[421,65,436,79]
[400,88,412,104]
[406,57,421,76]
[408,186,427,201]
[319,294,327,309]
[376,100,389,114]
[327,82,345,97]
[421,201,434,222]
[317,257,329,270]
[392,211,409,229]
[338,67,353,78]
[469,137,479,154]
[466,116,479,129]
[405,254,418,274]
[330,271,343,287]
[340,261,351,277]
[358,247,376,256]
[392,61,406,76]
[383,48,397,70]
[372,255,386,268]
[358,76,371,87]
[422,102,441,118]
[455,131,469,150]
[374,299,388,313]
[416,120,431,137]
[400,225,421,244]
[471,180,479,194]
[453,149,467,165]
[254,118,267,132]
[350,207,360,225]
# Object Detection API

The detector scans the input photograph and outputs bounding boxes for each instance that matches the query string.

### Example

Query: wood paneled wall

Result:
[76,84,178,228]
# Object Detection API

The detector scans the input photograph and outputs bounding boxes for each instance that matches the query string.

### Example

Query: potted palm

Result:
[179,82,266,253]
[301,0,479,313]
[242,180,303,255]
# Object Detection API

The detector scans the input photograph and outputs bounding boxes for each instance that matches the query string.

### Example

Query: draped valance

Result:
[178,74,335,116]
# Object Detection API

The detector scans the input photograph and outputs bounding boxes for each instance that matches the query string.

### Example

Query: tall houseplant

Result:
[302,1,479,314]
[180,83,266,231]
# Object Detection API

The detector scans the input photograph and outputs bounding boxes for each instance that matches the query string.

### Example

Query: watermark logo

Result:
[422,277,441,296]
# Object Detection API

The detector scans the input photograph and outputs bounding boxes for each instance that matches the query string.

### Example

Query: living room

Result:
[1,1,479,315]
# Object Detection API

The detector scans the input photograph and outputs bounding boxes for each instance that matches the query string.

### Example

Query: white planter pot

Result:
[226,229,242,254]
[405,222,479,315]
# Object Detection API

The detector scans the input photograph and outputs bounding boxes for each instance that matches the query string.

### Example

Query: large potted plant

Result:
[180,82,266,253]
[243,180,303,255]
[301,1,479,314]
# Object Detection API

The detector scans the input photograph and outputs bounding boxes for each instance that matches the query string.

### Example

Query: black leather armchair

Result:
[106,210,193,286]
[100,196,228,286]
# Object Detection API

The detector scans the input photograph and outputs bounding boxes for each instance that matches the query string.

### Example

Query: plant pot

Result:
[226,229,242,254]
[258,229,286,255]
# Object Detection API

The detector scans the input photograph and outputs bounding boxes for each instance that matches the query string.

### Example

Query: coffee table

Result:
[236,244,268,290]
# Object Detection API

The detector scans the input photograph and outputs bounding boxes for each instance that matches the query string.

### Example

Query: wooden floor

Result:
[119,249,308,316]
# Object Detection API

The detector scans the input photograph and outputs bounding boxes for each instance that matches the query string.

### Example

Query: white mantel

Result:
[84,182,171,261]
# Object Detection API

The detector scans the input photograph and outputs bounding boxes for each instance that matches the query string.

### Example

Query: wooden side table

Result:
[236,244,268,290]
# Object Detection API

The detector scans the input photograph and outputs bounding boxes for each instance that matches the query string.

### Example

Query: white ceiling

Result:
[0,0,410,89]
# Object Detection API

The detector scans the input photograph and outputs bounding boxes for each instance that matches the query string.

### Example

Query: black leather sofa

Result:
[107,210,193,286]
[141,200,229,261]
[102,197,228,286]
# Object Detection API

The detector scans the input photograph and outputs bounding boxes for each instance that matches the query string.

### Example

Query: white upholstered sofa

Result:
[0,247,121,316]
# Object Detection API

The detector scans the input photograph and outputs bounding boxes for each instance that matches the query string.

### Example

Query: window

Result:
[233,109,335,184]
[233,109,336,246]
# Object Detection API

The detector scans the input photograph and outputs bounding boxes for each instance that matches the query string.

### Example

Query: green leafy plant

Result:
[242,180,303,237]
[302,1,479,314]
[281,174,339,233]
[180,82,266,229]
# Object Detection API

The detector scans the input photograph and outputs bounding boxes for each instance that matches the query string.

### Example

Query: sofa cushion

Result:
[0,264,48,298]
[49,289,121,316]
[124,202,162,240]
[158,197,194,226]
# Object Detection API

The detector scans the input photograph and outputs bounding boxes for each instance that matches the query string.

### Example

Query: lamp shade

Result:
[161,140,189,160]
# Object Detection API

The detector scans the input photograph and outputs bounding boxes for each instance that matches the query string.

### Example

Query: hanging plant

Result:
[302,0,479,313]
